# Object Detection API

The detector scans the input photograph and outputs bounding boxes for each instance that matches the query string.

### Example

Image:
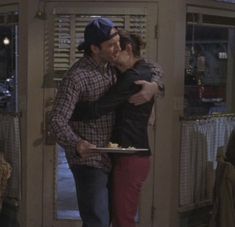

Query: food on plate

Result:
[107,142,119,148]
[107,142,136,150]
[127,146,136,149]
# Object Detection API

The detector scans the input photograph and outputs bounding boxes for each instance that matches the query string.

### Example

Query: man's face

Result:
[98,28,121,63]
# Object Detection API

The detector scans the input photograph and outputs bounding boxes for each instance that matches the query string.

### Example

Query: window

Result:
[0,11,18,112]
[184,12,235,116]
[52,15,147,74]
[43,3,158,87]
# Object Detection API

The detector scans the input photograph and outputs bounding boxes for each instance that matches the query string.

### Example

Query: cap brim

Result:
[78,41,86,51]
[78,30,118,51]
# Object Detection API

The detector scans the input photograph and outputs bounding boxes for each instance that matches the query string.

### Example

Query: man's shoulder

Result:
[66,57,94,79]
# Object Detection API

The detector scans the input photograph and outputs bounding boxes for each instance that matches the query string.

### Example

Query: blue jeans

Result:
[71,165,110,227]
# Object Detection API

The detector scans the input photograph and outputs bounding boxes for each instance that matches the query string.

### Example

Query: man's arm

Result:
[71,71,142,121]
[76,139,97,158]
[129,61,164,105]
[49,75,96,157]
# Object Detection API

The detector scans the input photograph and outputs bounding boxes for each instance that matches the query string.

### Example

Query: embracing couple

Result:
[49,17,164,227]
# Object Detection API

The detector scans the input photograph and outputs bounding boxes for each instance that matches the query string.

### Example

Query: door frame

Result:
[42,2,158,227]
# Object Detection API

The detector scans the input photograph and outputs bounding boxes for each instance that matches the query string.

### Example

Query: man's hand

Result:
[76,139,97,158]
[129,80,160,105]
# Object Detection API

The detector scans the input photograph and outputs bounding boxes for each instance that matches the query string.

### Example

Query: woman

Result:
[72,29,162,227]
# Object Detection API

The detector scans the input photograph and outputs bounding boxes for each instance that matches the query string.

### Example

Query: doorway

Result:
[42,2,158,227]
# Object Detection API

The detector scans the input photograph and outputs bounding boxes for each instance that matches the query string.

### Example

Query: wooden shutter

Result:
[43,3,156,87]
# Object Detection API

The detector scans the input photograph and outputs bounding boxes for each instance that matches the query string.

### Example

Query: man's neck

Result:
[92,54,107,66]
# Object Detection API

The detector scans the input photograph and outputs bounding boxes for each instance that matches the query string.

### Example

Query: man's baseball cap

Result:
[78,17,118,50]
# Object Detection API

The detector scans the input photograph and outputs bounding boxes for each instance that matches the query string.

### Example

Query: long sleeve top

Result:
[49,55,116,171]
[49,55,164,170]
[72,59,155,156]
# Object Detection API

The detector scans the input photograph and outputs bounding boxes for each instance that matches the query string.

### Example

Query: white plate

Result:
[91,147,148,154]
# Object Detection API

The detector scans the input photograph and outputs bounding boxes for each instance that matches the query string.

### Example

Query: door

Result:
[42,2,158,227]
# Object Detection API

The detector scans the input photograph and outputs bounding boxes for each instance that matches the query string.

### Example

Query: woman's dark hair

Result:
[118,29,146,57]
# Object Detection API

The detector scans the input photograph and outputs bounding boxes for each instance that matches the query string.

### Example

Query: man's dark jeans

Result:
[71,165,110,227]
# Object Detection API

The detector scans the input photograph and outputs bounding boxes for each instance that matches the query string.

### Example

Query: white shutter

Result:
[54,15,71,72]
[44,3,157,86]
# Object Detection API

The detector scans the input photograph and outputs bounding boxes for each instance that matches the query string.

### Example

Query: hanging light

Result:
[34,0,47,20]
[191,14,195,55]
[3,37,10,45]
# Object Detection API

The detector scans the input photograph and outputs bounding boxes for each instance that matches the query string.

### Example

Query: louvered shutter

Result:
[44,4,157,87]
[54,15,71,73]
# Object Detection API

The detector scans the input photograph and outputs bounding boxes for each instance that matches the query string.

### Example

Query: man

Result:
[49,17,163,227]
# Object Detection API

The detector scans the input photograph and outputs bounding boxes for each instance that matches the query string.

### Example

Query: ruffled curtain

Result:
[0,113,21,201]
[179,115,235,209]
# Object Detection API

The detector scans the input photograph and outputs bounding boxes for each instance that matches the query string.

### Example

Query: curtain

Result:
[0,113,21,200]
[179,115,235,209]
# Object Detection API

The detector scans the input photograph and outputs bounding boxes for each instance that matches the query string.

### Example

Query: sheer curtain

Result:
[179,115,235,209]
[0,113,21,200]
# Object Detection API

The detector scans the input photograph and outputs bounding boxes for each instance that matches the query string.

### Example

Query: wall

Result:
[18,0,44,226]
[155,0,185,226]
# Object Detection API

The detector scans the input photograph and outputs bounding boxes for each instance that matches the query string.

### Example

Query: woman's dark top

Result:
[71,59,154,156]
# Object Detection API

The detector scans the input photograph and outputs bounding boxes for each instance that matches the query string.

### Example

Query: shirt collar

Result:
[84,54,111,75]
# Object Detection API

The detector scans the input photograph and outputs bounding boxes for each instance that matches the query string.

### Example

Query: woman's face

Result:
[113,46,131,70]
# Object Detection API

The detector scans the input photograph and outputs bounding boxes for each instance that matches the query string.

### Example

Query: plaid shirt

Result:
[49,55,164,172]
[49,55,116,172]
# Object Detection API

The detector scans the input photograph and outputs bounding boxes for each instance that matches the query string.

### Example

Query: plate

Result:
[91,147,148,154]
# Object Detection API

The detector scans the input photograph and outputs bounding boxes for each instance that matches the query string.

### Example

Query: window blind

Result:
[44,13,148,85]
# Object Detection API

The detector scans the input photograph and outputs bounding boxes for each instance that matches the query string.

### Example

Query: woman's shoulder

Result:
[126,59,152,80]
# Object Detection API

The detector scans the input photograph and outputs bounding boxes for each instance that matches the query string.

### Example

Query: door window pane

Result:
[56,144,80,220]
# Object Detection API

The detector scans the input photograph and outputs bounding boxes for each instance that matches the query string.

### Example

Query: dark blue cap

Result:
[78,17,118,50]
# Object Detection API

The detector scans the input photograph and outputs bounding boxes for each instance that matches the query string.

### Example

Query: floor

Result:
[56,147,139,223]
[56,147,211,226]
[56,147,80,220]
